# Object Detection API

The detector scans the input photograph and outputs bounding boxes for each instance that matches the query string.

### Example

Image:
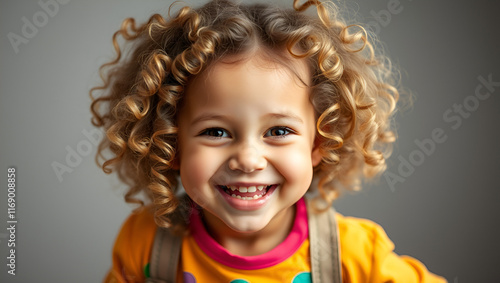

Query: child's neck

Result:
[201,205,296,257]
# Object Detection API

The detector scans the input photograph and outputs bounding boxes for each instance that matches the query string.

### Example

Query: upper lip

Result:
[218,183,277,193]
[219,182,276,187]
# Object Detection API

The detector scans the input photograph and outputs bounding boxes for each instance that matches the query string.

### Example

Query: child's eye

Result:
[264,126,294,137]
[199,128,231,138]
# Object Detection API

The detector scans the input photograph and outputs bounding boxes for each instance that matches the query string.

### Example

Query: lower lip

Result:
[216,186,277,211]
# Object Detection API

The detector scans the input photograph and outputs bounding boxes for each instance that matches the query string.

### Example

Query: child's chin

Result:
[222,215,273,234]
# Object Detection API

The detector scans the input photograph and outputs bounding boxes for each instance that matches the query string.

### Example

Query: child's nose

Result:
[228,144,267,173]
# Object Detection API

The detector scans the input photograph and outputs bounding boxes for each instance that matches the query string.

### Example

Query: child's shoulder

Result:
[335,213,446,282]
[116,205,157,245]
[118,205,158,236]
[336,213,394,257]
[107,206,157,282]
[337,213,392,242]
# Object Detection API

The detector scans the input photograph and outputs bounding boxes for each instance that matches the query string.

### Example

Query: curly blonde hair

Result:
[90,0,399,228]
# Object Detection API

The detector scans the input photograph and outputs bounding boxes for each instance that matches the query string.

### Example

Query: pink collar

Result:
[188,198,308,270]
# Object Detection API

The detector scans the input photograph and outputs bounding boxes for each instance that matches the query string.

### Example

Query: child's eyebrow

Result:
[265,113,304,124]
[191,113,230,125]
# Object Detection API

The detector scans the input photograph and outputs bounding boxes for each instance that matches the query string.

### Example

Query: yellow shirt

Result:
[104,199,446,283]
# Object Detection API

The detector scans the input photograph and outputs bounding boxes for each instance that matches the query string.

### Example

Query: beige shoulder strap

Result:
[147,195,192,283]
[306,198,343,282]
[146,226,182,283]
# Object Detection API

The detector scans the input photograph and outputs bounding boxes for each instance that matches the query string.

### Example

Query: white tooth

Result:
[231,194,237,197]
[236,195,242,199]
[230,186,237,191]
[253,195,259,199]
[257,186,264,191]
[238,187,248,193]
[248,186,257,193]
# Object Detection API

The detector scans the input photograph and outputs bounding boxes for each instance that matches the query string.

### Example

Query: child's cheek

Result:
[179,146,219,191]
[273,144,315,187]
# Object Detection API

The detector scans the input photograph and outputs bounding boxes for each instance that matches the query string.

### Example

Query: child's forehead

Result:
[198,49,312,87]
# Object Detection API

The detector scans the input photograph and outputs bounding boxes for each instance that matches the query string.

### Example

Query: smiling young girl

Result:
[91,0,446,282]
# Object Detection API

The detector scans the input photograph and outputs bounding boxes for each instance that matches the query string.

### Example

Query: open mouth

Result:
[218,185,276,200]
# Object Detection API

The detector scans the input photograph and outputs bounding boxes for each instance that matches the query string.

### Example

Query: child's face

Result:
[177,52,321,234]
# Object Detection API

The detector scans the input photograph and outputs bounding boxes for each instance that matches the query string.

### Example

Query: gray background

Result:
[1,0,499,282]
